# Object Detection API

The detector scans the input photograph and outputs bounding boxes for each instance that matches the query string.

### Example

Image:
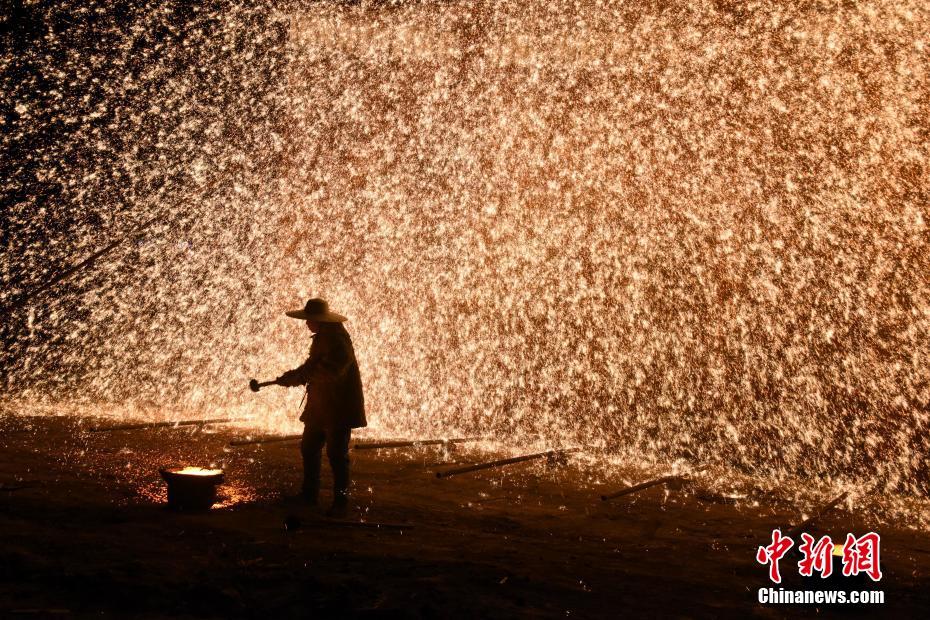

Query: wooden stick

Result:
[353,437,482,450]
[436,448,578,479]
[229,434,303,447]
[89,418,241,433]
[787,492,849,538]
[601,466,707,501]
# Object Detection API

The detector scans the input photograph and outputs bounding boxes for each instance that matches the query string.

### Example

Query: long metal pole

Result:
[600,466,707,501]
[228,434,303,447]
[787,492,849,538]
[436,448,577,479]
[353,437,482,450]
[89,417,241,433]
[230,435,483,449]
[601,475,680,501]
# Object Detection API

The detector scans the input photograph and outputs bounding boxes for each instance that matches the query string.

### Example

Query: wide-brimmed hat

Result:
[285,298,347,322]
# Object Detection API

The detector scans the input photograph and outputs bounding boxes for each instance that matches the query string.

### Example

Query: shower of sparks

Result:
[2,1,928,518]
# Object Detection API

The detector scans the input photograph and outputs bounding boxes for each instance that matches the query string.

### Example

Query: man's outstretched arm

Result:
[275,335,352,387]
[275,358,314,387]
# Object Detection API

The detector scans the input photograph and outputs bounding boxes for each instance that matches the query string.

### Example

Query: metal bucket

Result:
[159,467,224,510]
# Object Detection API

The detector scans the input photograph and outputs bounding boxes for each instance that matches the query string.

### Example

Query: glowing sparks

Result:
[2,1,929,522]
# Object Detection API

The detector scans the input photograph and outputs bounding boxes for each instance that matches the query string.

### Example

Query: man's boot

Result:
[326,430,351,518]
[301,428,324,506]
[302,488,319,507]
[326,492,348,518]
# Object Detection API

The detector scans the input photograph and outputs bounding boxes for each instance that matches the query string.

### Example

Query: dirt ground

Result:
[1,415,929,618]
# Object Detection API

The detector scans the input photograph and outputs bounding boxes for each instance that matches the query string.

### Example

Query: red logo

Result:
[841,532,883,581]
[756,530,882,583]
[756,529,794,583]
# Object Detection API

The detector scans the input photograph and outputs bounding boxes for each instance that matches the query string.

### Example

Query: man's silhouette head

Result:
[285,297,348,325]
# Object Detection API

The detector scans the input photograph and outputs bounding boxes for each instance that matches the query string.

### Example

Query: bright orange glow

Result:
[171,467,223,477]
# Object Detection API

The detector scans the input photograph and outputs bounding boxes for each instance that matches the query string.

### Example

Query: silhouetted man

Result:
[274,297,366,517]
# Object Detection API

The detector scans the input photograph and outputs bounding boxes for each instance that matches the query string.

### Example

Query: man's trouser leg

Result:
[301,427,326,502]
[326,427,352,506]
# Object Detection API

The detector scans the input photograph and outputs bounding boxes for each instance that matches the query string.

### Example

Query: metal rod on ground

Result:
[601,475,679,501]
[353,437,482,450]
[600,466,707,501]
[314,520,413,530]
[436,448,579,479]
[229,434,303,447]
[89,418,242,433]
[787,492,849,538]
[232,435,483,449]
[6,213,162,314]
